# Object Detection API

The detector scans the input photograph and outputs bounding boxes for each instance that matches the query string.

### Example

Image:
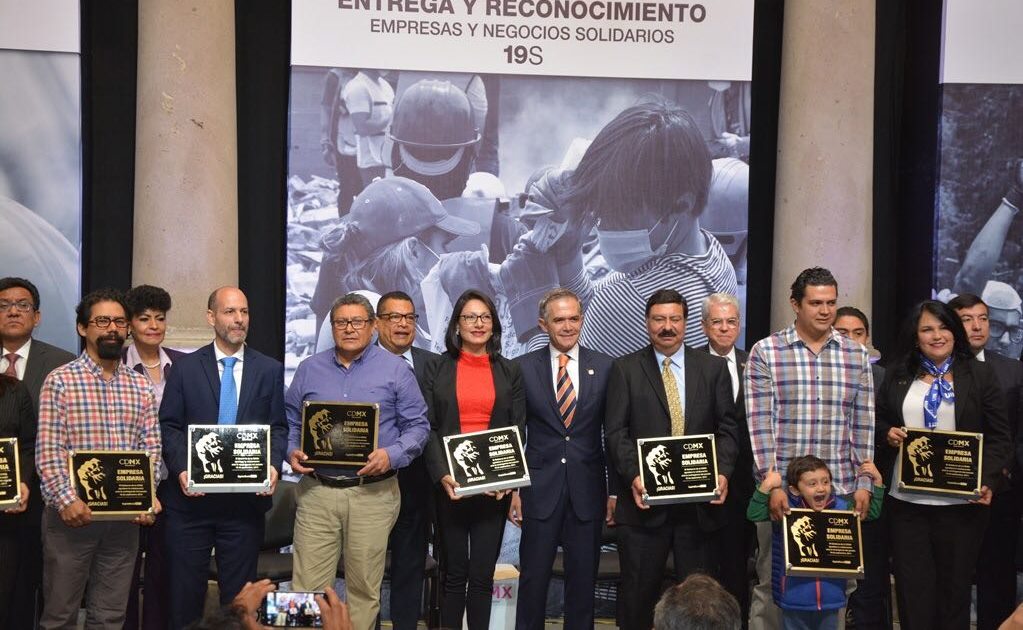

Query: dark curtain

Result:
[872,0,943,356]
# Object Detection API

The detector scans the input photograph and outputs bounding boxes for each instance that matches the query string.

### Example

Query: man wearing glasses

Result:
[35,289,162,628]
[286,292,429,630]
[374,290,439,630]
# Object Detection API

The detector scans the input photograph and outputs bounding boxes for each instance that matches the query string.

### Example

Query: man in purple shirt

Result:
[286,292,429,630]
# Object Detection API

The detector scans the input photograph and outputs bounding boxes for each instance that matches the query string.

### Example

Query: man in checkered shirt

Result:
[35,288,161,629]
[744,267,875,629]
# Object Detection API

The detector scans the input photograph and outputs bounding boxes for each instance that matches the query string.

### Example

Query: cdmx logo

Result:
[645,444,674,486]
[790,516,818,558]
[195,432,225,473]
[77,458,107,501]
[308,409,333,451]
[453,440,484,478]
[907,436,933,477]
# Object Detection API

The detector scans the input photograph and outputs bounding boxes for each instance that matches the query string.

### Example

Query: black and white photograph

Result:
[284,68,752,380]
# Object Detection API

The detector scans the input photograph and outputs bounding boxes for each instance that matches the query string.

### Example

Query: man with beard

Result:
[35,288,162,628]
[605,289,738,630]
[160,287,287,630]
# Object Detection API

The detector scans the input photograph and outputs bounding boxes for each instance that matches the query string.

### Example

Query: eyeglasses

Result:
[88,317,129,329]
[378,312,419,324]
[989,320,1023,343]
[460,313,493,324]
[648,315,685,325]
[0,300,34,313]
[331,318,371,330]
[708,317,739,328]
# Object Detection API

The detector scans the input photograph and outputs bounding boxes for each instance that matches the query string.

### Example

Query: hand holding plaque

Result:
[187,425,271,493]
[783,509,864,578]
[896,428,983,498]
[69,450,156,521]
[300,401,380,467]
[443,426,530,497]
[637,434,721,506]
[0,438,23,511]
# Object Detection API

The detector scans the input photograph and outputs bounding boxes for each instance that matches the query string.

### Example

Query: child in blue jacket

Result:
[747,455,885,630]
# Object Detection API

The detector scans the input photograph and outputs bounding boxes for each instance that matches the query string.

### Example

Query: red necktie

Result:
[557,353,576,428]
[3,353,18,379]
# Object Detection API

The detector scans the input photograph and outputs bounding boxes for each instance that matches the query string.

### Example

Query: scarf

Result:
[920,354,954,429]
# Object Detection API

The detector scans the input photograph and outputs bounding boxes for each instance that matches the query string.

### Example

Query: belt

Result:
[311,470,396,488]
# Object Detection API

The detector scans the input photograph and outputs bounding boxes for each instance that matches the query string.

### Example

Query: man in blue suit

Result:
[159,286,287,630]
[509,288,615,630]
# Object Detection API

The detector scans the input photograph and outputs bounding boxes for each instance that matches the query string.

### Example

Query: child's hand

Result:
[760,467,783,494]
[859,460,883,486]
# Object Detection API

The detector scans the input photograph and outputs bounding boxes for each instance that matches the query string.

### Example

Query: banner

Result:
[934,0,1023,360]
[285,0,756,380]
[0,0,82,352]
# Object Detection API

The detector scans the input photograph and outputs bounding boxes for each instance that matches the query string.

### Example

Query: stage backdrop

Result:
[934,0,1023,359]
[285,0,759,382]
[0,0,82,353]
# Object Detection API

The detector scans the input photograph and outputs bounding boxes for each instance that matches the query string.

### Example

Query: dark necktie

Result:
[557,353,576,428]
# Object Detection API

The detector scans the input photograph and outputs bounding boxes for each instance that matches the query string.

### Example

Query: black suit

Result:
[514,345,614,630]
[387,345,440,630]
[976,350,1023,630]
[876,357,1012,630]
[7,338,73,630]
[423,352,525,630]
[698,344,753,628]
[159,343,287,630]
[605,345,738,630]
[0,379,35,628]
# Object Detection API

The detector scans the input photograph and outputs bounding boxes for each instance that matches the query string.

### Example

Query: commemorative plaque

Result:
[897,428,983,498]
[783,508,864,578]
[0,438,22,509]
[443,426,530,497]
[300,401,379,467]
[69,450,155,520]
[187,425,271,493]
[637,434,720,506]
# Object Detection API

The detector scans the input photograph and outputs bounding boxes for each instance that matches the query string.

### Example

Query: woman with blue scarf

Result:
[877,300,1011,630]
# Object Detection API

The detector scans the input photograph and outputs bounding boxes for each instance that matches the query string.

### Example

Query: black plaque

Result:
[783,508,864,578]
[300,401,380,467]
[897,428,983,497]
[0,438,22,509]
[187,425,271,493]
[443,426,530,497]
[637,434,720,505]
[68,450,155,520]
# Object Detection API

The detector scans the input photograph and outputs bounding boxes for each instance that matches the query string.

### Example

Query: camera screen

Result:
[260,591,323,627]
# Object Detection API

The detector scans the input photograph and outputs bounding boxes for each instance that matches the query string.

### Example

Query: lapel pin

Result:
[587,368,594,375]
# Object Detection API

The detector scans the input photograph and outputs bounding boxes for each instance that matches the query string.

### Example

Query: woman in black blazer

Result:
[0,374,36,622]
[876,300,1011,630]
[423,289,525,630]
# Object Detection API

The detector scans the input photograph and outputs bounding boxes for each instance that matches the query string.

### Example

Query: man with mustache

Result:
[159,287,287,630]
[605,288,738,630]
[745,267,875,629]
[35,289,162,628]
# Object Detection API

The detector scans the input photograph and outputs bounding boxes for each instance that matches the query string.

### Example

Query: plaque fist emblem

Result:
[790,516,818,558]
[453,440,484,477]
[645,444,674,487]
[907,436,933,477]
[196,432,225,474]
[308,409,333,451]
[77,458,107,501]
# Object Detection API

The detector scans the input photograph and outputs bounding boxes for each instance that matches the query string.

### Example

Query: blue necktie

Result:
[218,357,238,425]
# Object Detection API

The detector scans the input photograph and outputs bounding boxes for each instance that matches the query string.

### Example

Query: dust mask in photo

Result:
[596,214,680,274]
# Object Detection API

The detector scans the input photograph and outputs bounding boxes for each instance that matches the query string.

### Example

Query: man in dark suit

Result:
[950,293,1023,630]
[606,288,739,630]
[374,290,440,630]
[0,276,75,628]
[509,288,615,630]
[160,286,287,630]
[698,292,752,628]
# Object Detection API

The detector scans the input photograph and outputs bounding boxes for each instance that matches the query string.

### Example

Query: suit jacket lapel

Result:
[683,347,698,411]
[201,344,222,409]
[22,344,46,393]
[538,347,562,421]
[640,346,670,417]
[236,350,256,423]
[953,364,970,429]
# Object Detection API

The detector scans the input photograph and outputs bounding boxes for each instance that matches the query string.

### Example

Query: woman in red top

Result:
[423,289,525,630]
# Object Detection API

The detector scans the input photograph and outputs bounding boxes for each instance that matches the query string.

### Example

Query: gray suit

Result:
[20,338,76,410]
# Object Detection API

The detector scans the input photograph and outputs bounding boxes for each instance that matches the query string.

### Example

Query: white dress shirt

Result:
[0,338,31,380]
[708,344,740,400]
[549,343,581,397]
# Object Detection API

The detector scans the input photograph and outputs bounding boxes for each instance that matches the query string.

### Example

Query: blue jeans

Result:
[782,609,839,630]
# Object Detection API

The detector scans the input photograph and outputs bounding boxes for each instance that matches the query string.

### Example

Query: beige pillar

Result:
[770,1,876,331]
[133,0,237,349]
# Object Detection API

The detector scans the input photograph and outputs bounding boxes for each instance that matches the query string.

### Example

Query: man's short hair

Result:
[331,292,375,322]
[645,288,689,319]
[653,573,741,630]
[700,293,740,323]
[376,290,416,314]
[538,288,581,320]
[835,306,870,335]
[76,289,128,328]
[789,267,838,303]
[125,285,172,317]
[947,293,986,313]
[0,276,41,310]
